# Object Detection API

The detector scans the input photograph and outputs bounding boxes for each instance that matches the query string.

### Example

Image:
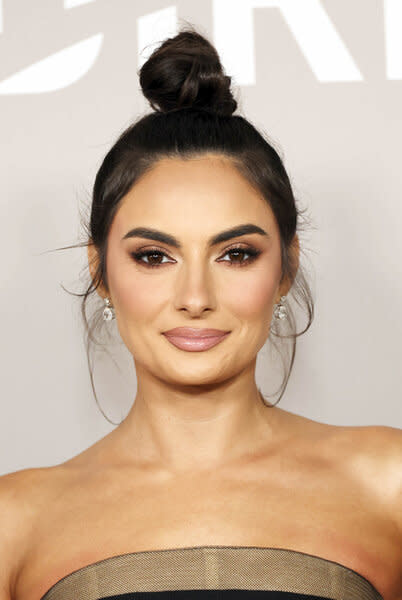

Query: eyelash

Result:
[130,245,261,269]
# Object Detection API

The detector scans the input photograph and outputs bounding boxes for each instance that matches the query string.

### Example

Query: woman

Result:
[1,25,401,600]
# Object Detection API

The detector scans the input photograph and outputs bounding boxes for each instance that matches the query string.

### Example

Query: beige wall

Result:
[1,0,401,474]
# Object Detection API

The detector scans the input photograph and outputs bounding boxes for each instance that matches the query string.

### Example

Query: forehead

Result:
[112,154,277,238]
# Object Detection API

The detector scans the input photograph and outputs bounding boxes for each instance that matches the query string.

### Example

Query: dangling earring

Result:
[273,295,288,320]
[103,297,115,321]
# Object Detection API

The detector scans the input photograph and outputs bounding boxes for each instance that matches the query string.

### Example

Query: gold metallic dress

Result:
[40,545,383,600]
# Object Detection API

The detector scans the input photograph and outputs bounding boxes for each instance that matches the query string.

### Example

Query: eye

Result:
[218,245,261,266]
[130,245,261,269]
[130,249,172,269]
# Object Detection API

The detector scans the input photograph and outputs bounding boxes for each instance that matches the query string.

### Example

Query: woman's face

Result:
[90,154,292,387]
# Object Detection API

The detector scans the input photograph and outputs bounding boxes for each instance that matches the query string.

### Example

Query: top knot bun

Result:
[139,28,238,117]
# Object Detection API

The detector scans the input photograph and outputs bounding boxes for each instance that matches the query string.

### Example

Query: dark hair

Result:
[51,23,314,424]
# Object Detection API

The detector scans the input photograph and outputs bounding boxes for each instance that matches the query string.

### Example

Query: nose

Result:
[173,258,216,316]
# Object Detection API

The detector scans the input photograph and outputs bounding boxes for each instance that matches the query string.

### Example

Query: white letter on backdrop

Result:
[384,0,402,79]
[0,33,103,94]
[64,0,96,7]
[213,0,363,84]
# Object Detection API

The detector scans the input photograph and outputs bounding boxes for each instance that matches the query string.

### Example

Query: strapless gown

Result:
[39,545,383,600]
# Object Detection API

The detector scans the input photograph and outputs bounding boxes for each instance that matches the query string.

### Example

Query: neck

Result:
[106,364,280,474]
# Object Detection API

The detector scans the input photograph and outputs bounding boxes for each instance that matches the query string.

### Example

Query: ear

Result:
[277,233,300,301]
[87,241,109,299]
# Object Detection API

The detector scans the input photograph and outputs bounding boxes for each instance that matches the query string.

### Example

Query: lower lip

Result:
[162,332,230,351]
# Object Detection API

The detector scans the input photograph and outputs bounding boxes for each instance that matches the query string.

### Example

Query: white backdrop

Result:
[1,0,401,475]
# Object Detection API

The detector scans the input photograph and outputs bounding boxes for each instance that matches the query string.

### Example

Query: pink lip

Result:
[162,328,231,352]
[163,327,230,338]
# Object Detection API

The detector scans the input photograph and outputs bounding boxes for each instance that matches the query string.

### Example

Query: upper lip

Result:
[163,327,230,338]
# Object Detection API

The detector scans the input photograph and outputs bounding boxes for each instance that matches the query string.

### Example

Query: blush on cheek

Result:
[110,277,167,360]
[116,279,166,318]
[228,274,276,319]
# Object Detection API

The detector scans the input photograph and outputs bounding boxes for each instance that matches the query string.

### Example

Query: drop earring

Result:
[103,297,115,321]
[273,295,288,320]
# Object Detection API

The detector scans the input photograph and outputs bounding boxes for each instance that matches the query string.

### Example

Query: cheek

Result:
[111,273,166,321]
[106,251,167,322]
[225,268,278,320]
[107,261,168,357]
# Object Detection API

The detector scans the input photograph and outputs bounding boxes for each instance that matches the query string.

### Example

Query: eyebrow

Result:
[121,223,270,248]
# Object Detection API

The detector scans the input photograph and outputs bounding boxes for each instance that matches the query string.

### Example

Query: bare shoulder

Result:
[289,409,401,476]
[0,466,65,599]
[316,422,402,534]
[286,409,402,509]
[327,424,402,600]
[333,424,402,502]
[0,468,41,598]
[350,425,402,516]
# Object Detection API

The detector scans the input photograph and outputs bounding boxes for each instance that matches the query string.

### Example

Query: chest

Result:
[16,464,400,600]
